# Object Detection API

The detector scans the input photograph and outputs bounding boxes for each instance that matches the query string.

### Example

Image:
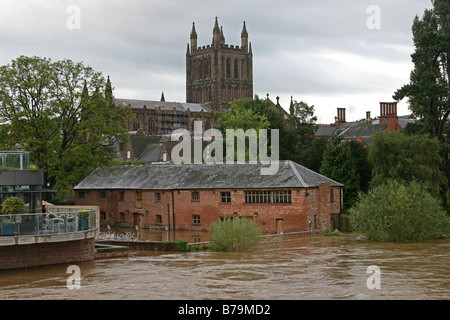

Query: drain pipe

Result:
[171,190,175,231]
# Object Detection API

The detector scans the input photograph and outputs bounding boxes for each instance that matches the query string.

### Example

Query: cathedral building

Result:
[114,18,255,162]
[186,17,253,110]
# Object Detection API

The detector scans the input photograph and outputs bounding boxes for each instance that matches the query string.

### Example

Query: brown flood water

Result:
[0,233,448,300]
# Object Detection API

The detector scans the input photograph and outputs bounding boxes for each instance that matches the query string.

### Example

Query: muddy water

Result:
[0,233,448,300]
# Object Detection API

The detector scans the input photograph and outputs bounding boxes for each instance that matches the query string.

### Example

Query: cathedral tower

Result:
[186,17,253,110]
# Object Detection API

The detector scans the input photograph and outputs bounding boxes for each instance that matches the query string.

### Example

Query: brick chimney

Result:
[335,108,346,127]
[379,102,399,131]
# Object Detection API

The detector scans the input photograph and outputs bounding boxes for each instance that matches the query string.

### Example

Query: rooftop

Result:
[114,98,211,113]
[74,160,343,191]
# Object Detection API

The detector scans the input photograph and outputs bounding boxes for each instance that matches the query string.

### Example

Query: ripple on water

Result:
[1,234,448,300]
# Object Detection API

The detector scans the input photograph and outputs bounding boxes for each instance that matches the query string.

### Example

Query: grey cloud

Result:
[0,0,433,122]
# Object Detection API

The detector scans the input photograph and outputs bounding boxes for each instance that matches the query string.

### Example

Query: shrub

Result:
[77,209,90,219]
[350,180,450,242]
[170,240,188,252]
[1,197,25,215]
[322,227,342,236]
[209,218,262,252]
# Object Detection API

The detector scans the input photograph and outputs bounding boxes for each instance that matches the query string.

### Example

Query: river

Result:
[0,233,448,300]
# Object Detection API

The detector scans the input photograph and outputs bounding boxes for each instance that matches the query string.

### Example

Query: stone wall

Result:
[0,237,95,270]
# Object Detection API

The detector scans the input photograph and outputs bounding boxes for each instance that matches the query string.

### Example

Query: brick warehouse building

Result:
[73,161,343,234]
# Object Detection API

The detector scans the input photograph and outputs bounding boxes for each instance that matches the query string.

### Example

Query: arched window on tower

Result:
[226,58,231,78]
[234,59,239,79]
[204,59,209,78]
[198,60,203,79]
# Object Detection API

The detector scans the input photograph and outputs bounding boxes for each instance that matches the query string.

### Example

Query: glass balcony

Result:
[0,151,30,170]
[0,209,96,236]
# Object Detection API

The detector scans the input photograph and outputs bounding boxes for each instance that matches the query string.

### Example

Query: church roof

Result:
[114,98,211,113]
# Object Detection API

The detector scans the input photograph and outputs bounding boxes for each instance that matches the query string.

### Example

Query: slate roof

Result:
[114,98,211,113]
[341,122,387,139]
[74,160,343,191]
[130,136,165,159]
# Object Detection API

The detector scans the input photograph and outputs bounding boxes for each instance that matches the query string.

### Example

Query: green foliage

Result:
[209,218,263,252]
[1,197,25,215]
[393,0,450,141]
[347,140,372,193]
[296,137,328,173]
[0,55,132,199]
[321,227,342,236]
[320,133,360,209]
[216,101,270,132]
[77,209,90,219]
[215,102,271,162]
[288,100,318,146]
[350,180,450,242]
[369,132,445,199]
[215,97,319,165]
[392,0,450,211]
[169,240,188,252]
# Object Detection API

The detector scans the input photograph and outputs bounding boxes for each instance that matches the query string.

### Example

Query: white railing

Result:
[0,209,96,236]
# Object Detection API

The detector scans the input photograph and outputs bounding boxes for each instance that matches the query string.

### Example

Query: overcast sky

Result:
[0,0,433,123]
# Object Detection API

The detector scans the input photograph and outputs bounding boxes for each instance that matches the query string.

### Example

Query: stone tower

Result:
[186,17,253,111]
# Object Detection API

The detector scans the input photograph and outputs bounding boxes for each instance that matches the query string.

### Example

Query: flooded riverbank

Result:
[0,233,448,300]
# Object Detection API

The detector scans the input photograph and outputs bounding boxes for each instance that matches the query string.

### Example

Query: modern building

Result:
[73,161,343,234]
[186,17,253,110]
[0,151,54,213]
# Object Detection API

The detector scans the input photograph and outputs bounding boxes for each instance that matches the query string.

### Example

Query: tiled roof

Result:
[74,161,343,191]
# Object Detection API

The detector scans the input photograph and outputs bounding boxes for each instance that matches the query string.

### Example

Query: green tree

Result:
[350,180,450,241]
[369,132,445,199]
[288,100,318,146]
[320,133,360,209]
[393,0,450,209]
[0,56,132,198]
[216,101,271,162]
[220,97,319,165]
[347,140,372,193]
[297,137,328,173]
[393,0,449,141]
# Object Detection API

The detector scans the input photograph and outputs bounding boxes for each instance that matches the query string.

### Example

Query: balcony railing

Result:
[0,209,96,236]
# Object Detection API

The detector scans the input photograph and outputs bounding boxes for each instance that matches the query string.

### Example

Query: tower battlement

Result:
[186,17,253,110]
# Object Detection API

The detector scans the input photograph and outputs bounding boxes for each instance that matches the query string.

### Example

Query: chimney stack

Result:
[334,108,346,127]
[379,102,397,122]
[336,108,346,123]
[379,102,399,131]
[366,111,371,124]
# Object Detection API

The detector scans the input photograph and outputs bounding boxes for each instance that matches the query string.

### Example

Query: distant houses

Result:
[74,161,343,234]
[315,102,415,147]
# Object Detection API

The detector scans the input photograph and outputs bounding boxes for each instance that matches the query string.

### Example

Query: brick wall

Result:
[75,184,342,234]
[0,238,95,270]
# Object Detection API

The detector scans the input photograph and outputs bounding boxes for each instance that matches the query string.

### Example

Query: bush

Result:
[209,218,262,252]
[170,240,188,252]
[77,209,90,219]
[322,227,342,236]
[1,197,25,215]
[350,180,450,242]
